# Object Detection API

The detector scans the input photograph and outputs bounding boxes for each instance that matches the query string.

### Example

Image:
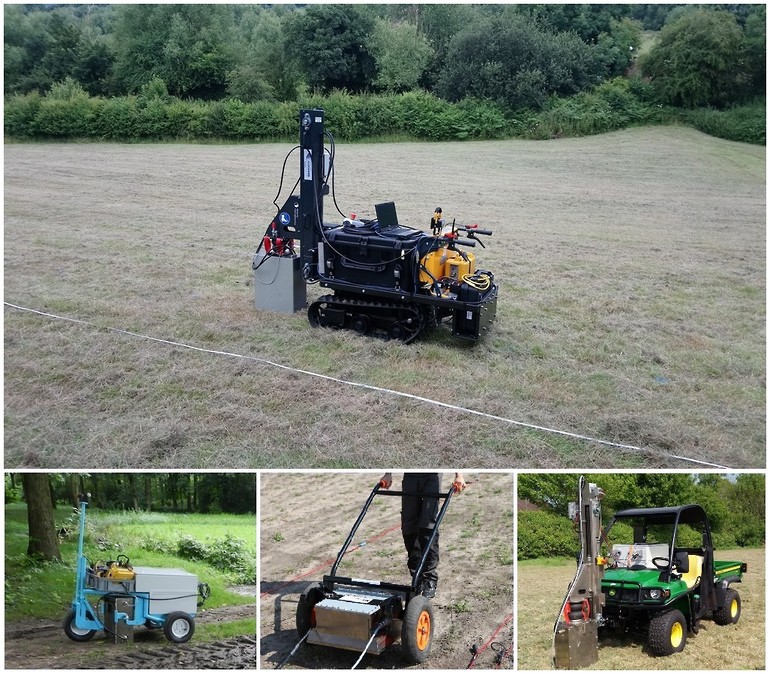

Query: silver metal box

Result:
[307,598,391,654]
[253,254,306,314]
[133,566,198,615]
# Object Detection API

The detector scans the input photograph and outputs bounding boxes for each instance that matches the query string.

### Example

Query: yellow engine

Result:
[419,246,475,285]
[96,561,136,581]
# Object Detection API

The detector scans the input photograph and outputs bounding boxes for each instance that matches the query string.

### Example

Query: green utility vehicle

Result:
[600,504,746,656]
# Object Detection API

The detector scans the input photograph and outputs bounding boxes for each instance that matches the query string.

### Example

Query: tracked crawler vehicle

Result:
[253,109,498,343]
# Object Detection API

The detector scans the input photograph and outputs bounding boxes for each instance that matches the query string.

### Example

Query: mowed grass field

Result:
[4,126,765,468]
[517,547,765,670]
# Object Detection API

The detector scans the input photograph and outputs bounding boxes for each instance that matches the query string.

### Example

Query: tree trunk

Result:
[22,474,62,562]
[144,475,152,512]
[128,474,139,510]
[68,474,80,509]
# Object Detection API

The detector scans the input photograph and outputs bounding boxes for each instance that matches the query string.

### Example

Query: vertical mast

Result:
[298,108,326,281]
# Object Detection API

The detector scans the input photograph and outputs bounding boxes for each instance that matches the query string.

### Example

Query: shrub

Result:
[93,96,139,139]
[517,510,579,560]
[4,92,42,138]
[682,103,766,145]
[177,534,208,561]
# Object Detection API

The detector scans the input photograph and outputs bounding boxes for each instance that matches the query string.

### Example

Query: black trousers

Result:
[401,473,440,583]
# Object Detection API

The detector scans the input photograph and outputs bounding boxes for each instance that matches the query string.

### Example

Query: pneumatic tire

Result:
[401,595,434,664]
[63,610,97,642]
[648,609,687,656]
[163,612,195,643]
[714,588,741,625]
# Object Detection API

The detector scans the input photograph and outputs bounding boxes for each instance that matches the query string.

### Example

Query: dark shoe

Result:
[421,579,437,598]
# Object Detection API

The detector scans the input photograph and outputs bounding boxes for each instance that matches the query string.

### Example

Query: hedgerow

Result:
[4,83,764,145]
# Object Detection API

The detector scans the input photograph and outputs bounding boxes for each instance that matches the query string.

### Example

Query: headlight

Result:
[649,589,662,600]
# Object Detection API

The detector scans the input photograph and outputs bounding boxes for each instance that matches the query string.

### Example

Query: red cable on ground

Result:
[467,612,513,669]
[260,522,403,599]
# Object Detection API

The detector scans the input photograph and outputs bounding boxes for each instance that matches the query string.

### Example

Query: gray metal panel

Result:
[253,255,306,313]
[133,566,198,615]
[314,598,376,643]
[554,620,599,669]
[307,630,388,655]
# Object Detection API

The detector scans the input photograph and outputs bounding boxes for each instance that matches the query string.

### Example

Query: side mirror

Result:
[674,551,689,574]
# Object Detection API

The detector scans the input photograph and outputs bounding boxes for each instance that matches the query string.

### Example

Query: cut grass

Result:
[4,127,765,468]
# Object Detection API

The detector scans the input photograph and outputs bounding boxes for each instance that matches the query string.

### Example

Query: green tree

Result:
[743,5,766,97]
[640,8,745,108]
[595,17,643,78]
[4,6,115,96]
[370,19,432,92]
[413,4,477,90]
[436,11,600,110]
[283,5,376,93]
[227,7,300,102]
[112,5,234,98]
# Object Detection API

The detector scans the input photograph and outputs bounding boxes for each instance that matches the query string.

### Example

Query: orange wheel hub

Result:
[416,610,431,650]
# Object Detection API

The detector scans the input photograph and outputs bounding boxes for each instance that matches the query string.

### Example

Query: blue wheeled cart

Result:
[63,494,209,644]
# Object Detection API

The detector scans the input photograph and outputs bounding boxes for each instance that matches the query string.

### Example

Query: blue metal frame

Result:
[69,497,195,634]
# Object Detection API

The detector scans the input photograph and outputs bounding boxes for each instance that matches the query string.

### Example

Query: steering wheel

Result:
[651,557,669,570]
[116,554,130,567]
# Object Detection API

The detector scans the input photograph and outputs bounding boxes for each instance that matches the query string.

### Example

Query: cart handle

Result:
[329,481,456,583]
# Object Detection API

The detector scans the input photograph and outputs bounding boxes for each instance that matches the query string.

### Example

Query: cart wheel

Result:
[63,610,97,642]
[401,596,434,664]
[163,612,195,643]
[296,585,324,637]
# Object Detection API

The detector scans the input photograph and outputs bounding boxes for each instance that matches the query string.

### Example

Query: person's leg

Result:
[416,474,441,596]
[401,473,423,577]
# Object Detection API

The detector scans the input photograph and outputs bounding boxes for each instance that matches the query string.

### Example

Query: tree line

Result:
[7,472,256,514]
[4,4,765,117]
[518,474,765,560]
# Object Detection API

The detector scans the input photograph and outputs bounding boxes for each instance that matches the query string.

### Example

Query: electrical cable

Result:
[272,145,301,212]
[351,622,387,670]
[467,613,513,669]
[462,272,492,292]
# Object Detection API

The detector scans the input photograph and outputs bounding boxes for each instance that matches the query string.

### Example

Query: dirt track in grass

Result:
[4,127,765,468]
[259,472,513,669]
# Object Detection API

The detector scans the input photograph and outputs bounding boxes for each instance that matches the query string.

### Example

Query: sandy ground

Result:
[259,472,513,669]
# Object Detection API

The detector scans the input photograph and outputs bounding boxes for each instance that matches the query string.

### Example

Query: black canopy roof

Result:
[611,504,708,526]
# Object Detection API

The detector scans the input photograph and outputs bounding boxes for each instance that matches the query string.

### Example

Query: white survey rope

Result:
[4,302,731,469]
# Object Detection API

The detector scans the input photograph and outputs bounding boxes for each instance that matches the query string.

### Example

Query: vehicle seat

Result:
[680,555,703,589]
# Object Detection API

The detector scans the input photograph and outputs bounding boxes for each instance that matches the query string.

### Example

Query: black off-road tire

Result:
[402,595,434,664]
[63,610,97,642]
[163,612,195,643]
[714,588,741,625]
[648,609,687,656]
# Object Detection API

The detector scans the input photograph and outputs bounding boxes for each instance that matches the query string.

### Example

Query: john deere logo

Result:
[609,588,617,597]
